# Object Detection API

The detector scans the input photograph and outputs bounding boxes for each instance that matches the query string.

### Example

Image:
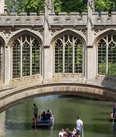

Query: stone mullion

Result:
[106,36,108,75]
[39,45,41,75]
[20,37,23,77]
[82,44,84,74]
[30,41,32,76]
[72,37,75,73]
[63,41,65,73]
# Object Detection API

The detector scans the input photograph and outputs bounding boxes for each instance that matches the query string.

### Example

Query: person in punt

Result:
[59,128,65,137]
[32,103,38,122]
[46,110,52,120]
[76,116,83,137]
[72,128,77,137]
[41,111,47,120]
[109,111,113,122]
[32,118,37,131]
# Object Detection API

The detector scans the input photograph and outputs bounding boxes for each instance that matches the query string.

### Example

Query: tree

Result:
[5,0,24,14]
[61,0,87,14]
[23,0,44,15]
[5,0,116,15]
[95,0,116,13]
[54,0,62,14]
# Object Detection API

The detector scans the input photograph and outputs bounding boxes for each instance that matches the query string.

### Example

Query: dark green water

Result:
[0,95,115,137]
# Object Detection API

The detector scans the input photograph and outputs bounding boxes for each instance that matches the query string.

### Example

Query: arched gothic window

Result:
[0,40,3,80]
[12,34,41,78]
[55,34,83,73]
[98,34,116,77]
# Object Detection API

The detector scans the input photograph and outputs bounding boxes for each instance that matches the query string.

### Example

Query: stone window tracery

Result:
[98,34,116,77]
[12,34,41,78]
[55,34,83,73]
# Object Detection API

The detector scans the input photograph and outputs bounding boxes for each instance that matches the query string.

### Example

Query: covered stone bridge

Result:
[0,82,116,113]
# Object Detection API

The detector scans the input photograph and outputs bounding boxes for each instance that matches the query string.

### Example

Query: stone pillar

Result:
[86,0,95,80]
[0,0,5,13]
[42,0,54,83]
[43,46,52,82]
[86,46,94,79]
[4,47,10,85]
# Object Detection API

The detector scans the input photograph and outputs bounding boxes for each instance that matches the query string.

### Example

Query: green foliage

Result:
[5,0,24,14]
[5,0,116,14]
[54,0,62,14]
[98,63,106,75]
[5,0,44,15]
[23,0,44,15]
[61,0,87,14]
[95,0,116,13]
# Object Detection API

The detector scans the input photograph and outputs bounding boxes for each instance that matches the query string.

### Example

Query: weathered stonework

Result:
[9,74,43,87]
[0,0,116,111]
[0,83,116,112]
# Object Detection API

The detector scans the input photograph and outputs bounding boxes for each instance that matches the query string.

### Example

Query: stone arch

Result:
[51,29,86,45]
[7,29,43,79]
[94,28,116,45]
[50,29,86,75]
[0,83,115,112]
[7,29,43,46]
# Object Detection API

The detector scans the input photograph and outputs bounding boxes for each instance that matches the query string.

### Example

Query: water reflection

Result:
[113,123,116,136]
[0,95,115,137]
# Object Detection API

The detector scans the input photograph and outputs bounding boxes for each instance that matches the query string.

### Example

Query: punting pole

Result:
[82,128,84,137]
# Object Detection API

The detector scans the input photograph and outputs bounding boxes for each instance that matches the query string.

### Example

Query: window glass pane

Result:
[108,35,116,76]
[12,34,41,78]
[98,39,106,75]
[54,34,83,74]
[98,34,116,77]
[55,39,63,73]
[13,40,20,78]
[32,39,40,75]
[65,41,73,73]
[22,42,30,76]
[74,39,83,73]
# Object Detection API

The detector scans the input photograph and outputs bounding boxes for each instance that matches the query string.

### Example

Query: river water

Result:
[0,95,115,137]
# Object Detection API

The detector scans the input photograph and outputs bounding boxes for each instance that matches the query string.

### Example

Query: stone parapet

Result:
[0,12,88,28]
[93,12,116,25]
[0,13,44,26]
[0,11,116,28]
[49,12,87,27]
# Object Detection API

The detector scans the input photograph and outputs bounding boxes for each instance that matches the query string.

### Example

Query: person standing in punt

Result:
[33,103,38,122]
[76,116,83,137]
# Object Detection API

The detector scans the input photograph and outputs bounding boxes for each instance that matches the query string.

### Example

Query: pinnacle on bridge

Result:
[0,0,5,13]
[45,0,54,14]
[88,0,95,13]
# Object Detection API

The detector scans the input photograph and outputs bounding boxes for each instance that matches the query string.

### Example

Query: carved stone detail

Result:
[1,30,12,39]
[88,0,95,12]
[45,0,54,13]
